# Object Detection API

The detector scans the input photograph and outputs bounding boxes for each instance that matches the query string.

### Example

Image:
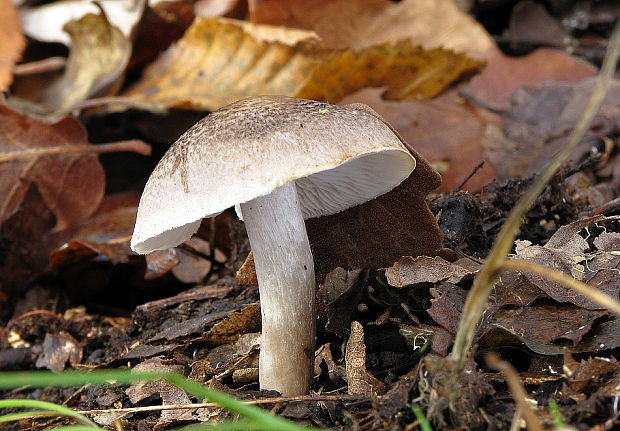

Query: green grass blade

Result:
[548,399,565,428]
[0,370,316,431]
[0,399,98,427]
[411,404,433,431]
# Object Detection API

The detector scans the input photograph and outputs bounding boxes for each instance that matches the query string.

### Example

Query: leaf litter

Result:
[2,1,620,430]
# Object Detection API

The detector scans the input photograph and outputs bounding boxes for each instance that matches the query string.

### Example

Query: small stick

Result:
[13,57,67,75]
[0,140,151,163]
[456,160,485,191]
[75,394,362,417]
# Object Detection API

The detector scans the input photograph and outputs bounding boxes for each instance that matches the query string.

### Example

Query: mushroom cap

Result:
[131,95,415,254]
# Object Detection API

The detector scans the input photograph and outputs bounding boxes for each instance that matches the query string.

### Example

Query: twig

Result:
[501,259,620,315]
[588,196,620,216]
[75,97,167,114]
[75,394,362,417]
[13,57,67,75]
[0,140,151,163]
[456,160,485,191]
[448,20,620,376]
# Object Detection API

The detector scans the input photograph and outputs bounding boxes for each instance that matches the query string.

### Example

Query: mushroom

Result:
[131,95,418,396]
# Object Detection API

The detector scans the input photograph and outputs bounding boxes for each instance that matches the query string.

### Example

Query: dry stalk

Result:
[502,260,620,315]
[486,353,543,431]
[448,20,620,376]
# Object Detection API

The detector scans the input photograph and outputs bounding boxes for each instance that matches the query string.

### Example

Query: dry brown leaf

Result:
[39,11,132,116]
[129,0,195,70]
[0,105,150,231]
[317,267,365,337]
[47,193,140,268]
[502,1,569,47]
[123,17,482,110]
[511,215,620,309]
[0,0,25,91]
[235,251,258,286]
[428,283,466,334]
[250,0,493,59]
[34,331,83,371]
[468,48,595,111]
[484,303,609,348]
[0,105,104,230]
[385,256,475,288]
[484,78,620,180]
[126,357,194,426]
[202,302,261,346]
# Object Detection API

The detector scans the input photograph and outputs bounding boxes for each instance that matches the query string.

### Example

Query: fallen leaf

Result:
[345,321,385,395]
[502,1,570,47]
[124,17,482,110]
[483,78,620,180]
[485,303,608,348]
[564,355,619,392]
[235,251,257,286]
[385,256,475,288]
[171,249,212,284]
[511,215,620,309]
[126,357,194,426]
[0,105,150,231]
[427,283,466,334]
[0,105,104,230]
[317,267,366,337]
[38,11,133,116]
[0,0,25,91]
[47,192,141,268]
[201,302,261,345]
[249,0,493,59]
[128,0,195,70]
[468,48,595,111]
[0,185,56,293]
[145,249,181,280]
[492,272,548,307]
[314,343,345,384]
[35,331,82,371]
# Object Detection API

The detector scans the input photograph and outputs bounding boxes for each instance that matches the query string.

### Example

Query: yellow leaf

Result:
[124,17,483,110]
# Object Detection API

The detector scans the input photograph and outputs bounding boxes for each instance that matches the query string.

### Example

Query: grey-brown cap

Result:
[131,95,416,254]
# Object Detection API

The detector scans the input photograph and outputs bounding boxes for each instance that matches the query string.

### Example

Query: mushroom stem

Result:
[240,181,316,396]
